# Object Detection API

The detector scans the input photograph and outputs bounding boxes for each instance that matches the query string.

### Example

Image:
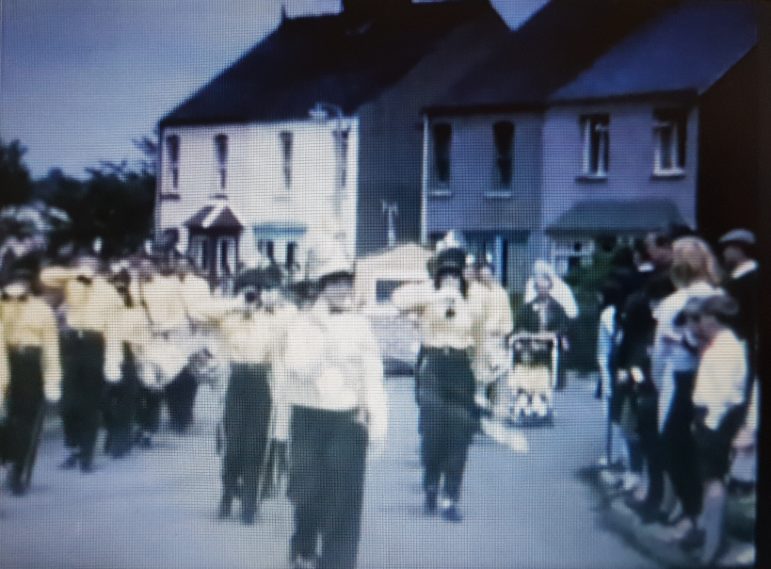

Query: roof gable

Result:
[428,0,678,114]
[161,0,500,127]
[550,0,757,102]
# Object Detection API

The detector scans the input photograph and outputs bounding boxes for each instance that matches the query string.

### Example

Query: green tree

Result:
[0,139,33,208]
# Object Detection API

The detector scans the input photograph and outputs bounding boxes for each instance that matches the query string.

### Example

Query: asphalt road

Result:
[0,376,660,569]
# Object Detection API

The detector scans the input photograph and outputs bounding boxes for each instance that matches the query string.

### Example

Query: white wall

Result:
[157,117,360,263]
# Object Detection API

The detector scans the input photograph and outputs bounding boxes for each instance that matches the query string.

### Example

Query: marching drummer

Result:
[40,255,123,473]
[162,257,211,434]
[0,266,61,494]
[392,237,485,523]
[282,230,388,569]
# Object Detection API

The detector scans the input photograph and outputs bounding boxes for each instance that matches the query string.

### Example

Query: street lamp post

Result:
[309,102,348,225]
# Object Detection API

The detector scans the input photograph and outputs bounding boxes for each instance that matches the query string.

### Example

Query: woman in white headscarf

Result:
[524,260,578,319]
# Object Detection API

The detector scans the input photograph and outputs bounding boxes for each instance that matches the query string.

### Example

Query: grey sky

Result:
[0,0,546,179]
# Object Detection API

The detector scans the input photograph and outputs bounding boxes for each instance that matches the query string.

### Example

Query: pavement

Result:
[1,375,660,569]
[585,449,756,568]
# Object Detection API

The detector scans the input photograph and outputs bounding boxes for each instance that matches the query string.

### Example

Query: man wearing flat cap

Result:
[718,229,759,351]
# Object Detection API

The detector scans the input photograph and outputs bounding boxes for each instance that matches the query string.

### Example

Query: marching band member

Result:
[392,242,484,523]
[102,265,150,459]
[135,257,196,432]
[162,258,211,434]
[41,255,123,473]
[0,267,61,494]
[214,264,286,526]
[282,232,387,569]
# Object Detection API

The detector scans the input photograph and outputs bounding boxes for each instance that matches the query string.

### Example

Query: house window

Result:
[214,133,228,189]
[580,115,609,177]
[189,236,208,271]
[493,121,514,187]
[279,131,293,189]
[333,128,350,188]
[258,239,275,262]
[653,109,687,175]
[552,239,595,277]
[286,241,297,269]
[165,135,180,190]
[432,123,452,183]
[218,237,237,277]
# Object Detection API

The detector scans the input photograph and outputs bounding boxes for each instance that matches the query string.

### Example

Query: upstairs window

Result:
[580,114,609,177]
[493,121,514,187]
[653,109,687,176]
[432,123,452,183]
[214,133,228,189]
[279,131,293,189]
[333,128,350,188]
[165,135,180,190]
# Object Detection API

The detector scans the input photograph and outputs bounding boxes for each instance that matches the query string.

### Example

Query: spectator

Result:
[683,295,748,564]
[652,236,722,543]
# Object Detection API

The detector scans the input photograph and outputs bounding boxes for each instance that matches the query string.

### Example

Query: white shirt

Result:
[693,329,747,430]
[283,301,388,443]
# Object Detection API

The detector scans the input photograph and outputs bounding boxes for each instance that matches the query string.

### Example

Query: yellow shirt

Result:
[392,281,484,351]
[0,296,62,393]
[40,267,123,335]
[104,303,152,383]
[178,274,213,326]
[137,275,189,334]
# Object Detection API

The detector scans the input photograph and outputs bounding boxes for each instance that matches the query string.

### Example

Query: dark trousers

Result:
[221,363,272,518]
[661,371,702,518]
[289,406,368,569]
[164,366,198,433]
[4,348,45,485]
[417,348,477,503]
[102,344,139,458]
[421,404,475,501]
[60,330,105,468]
[135,385,162,435]
[637,393,664,509]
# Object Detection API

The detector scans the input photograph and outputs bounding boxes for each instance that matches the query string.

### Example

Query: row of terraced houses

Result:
[155,0,760,291]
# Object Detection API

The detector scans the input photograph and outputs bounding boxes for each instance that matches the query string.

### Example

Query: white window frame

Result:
[653,110,687,176]
[580,115,609,178]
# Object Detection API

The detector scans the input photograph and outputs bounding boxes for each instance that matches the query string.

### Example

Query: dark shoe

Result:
[80,461,95,474]
[423,489,438,515]
[679,527,705,552]
[441,503,463,523]
[217,494,233,520]
[59,452,79,470]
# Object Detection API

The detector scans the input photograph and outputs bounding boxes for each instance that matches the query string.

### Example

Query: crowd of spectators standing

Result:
[595,226,759,566]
